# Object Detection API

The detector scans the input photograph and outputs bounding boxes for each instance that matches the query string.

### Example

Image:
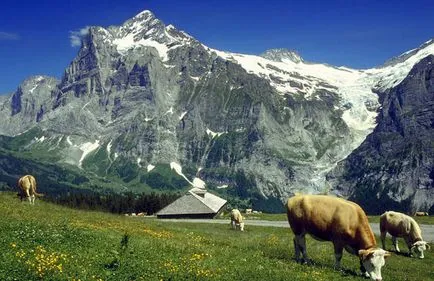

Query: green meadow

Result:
[0,192,432,281]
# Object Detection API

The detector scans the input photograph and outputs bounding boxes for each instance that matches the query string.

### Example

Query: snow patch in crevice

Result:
[165,107,174,115]
[192,177,206,189]
[29,84,38,94]
[170,162,191,184]
[66,136,73,146]
[147,164,155,172]
[106,140,112,155]
[34,136,46,143]
[78,140,100,168]
[179,111,188,120]
[170,162,206,188]
[206,128,225,138]
[106,140,113,164]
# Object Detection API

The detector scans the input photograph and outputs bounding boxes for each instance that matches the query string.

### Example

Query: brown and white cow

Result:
[286,194,390,281]
[17,175,42,204]
[380,211,430,258]
[230,209,244,231]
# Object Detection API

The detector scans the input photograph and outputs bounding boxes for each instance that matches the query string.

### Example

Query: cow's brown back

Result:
[287,195,376,251]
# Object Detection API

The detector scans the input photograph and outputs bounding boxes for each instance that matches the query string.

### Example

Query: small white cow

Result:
[414,211,429,216]
[17,175,43,204]
[287,195,390,281]
[230,209,244,231]
[380,211,430,258]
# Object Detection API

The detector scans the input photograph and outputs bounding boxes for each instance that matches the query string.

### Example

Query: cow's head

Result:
[410,241,429,259]
[359,248,391,281]
[239,222,244,231]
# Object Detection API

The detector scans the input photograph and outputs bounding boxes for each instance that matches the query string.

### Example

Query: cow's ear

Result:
[358,249,375,260]
[358,249,374,260]
[384,251,392,258]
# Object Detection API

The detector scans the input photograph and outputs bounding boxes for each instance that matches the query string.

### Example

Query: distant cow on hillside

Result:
[414,212,429,216]
[17,175,43,204]
[230,209,244,231]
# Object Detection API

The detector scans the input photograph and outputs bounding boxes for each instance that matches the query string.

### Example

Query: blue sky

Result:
[1,0,433,94]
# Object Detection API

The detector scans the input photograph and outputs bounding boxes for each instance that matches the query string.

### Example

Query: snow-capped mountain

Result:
[0,10,433,213]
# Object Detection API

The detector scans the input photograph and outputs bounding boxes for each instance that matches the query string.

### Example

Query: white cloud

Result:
[69,26,90,47]
[0,31,20,40]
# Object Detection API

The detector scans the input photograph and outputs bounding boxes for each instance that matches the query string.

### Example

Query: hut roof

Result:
[156,188,227,217]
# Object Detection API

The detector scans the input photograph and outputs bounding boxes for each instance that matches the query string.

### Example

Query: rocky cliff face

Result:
[0,76,58,136]
[0,10,433,213]
[328,55,434,214]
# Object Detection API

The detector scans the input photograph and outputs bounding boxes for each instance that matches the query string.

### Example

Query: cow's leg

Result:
[333,244,344,270]
[25,189,31,204]
[294,234,309,263]
[293,237,301,262]
[404,237,413,257]
[380,231,387,250]
[392,236,400,252]
[30,194,35,204]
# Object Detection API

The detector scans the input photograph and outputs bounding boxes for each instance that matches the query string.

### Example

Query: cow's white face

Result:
[411,241,429,259]
[359,249,390,281]
[239,222,244,231]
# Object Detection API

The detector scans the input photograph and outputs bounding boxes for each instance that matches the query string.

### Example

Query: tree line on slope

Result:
[44,190,181,215]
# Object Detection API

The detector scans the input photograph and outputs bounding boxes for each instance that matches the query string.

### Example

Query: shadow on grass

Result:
[288,258,360,278]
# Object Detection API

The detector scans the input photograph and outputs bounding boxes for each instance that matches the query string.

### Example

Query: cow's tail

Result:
[30,180,44,197]
[34,191,44,197]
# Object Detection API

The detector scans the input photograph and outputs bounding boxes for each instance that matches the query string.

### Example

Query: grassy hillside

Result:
[0,192,432,281]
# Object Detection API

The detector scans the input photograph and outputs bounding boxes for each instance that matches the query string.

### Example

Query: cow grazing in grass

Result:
[380,211,430,259]
[230,209,244,231]
[17,175,43,204]
[414,211,429,216]
[286,194,390,281]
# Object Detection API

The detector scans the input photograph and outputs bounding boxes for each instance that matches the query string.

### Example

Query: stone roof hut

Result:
[156,187,227,219]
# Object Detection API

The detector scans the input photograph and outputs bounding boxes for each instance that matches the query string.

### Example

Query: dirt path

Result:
[160,219,434,242]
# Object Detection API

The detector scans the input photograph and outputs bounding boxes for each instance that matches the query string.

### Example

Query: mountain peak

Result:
[130,10,155,22]
[120,9,161,33]
[382,38,434,67]
[260,48,303,63]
